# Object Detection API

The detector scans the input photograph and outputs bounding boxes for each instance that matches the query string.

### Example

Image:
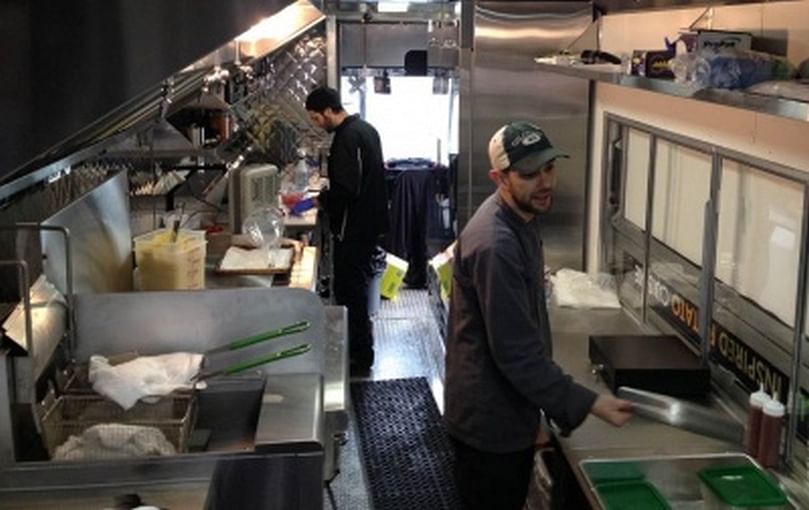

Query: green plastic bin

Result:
[698,465,787,509]
[595,480,671,510]
[584,461,645,485]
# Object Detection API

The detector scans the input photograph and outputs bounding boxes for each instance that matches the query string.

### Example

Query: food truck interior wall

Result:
[586,0,809,472]
[587,0,809,273]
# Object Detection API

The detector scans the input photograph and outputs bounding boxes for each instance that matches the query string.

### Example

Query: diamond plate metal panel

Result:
[230,28,330,170]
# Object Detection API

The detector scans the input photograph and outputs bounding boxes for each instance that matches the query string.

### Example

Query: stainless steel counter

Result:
[548,306,743,509]
[0,373,324,510]
[0,287,347,508]
[323,305,348,480]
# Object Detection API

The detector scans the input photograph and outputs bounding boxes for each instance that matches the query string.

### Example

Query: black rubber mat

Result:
[351,377,463,510]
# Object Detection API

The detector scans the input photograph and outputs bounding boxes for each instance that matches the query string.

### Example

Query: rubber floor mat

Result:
[351,377,463,510]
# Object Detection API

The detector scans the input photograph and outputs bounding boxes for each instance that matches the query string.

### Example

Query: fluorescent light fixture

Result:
[378,2,410,13]
[236,1,310,43]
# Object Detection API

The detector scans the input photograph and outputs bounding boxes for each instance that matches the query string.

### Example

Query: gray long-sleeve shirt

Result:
[444,193,597,452]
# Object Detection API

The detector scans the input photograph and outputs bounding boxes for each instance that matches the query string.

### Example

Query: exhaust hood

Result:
[0,0,324,197]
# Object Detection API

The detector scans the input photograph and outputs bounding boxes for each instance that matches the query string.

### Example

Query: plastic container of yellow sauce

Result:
[133,229,207,290]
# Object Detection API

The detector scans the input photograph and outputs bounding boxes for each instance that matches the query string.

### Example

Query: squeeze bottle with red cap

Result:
[757,393,785,469]
[744,385,769,458]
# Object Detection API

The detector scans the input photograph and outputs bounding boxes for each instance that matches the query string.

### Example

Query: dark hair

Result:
[305,87,344,113]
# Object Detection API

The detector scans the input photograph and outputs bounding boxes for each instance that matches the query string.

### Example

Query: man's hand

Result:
[590,394,633,426]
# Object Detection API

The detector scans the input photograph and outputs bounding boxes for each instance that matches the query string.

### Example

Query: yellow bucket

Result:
[133,229,207,290]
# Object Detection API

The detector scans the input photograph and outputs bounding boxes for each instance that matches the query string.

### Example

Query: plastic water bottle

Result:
[294,157,309,191]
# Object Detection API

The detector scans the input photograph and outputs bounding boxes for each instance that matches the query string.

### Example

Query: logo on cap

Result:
[488,121,569,174]
[512,131,542,147]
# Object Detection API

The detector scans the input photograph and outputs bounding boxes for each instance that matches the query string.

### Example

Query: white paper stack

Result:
[219,246,293,271]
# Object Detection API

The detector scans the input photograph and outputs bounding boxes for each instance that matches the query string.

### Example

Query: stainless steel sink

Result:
[580,453,797,509]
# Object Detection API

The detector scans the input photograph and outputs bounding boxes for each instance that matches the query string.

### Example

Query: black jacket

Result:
[322,115,389,242]
[444,193,597,452]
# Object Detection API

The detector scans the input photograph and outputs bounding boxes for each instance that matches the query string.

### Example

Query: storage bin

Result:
[584,461,644,485]
[380,253,409,300]
[699,465,787,509]
[134,229,206,290]
[595,480,671,510]
[428,250,453,302]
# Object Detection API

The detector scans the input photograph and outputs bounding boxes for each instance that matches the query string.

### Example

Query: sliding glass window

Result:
[622,128,650,231]
[601,113,809,473]
[651,141,711,267]
[716,160,803,331]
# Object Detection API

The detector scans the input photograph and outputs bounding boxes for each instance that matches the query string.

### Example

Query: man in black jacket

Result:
[305,87,389,376]
[445,121,632,510]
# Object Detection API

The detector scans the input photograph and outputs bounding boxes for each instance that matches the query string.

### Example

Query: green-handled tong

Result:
[204,320,311,356]
[192,343,312,382]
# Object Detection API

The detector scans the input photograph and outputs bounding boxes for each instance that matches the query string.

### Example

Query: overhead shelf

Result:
[533,61,809,123]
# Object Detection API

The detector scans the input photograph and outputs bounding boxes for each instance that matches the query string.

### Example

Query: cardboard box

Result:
[696,30,752,53]
[631,50,675,79]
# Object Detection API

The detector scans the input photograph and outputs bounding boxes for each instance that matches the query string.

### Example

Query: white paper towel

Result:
[89,352,203,410]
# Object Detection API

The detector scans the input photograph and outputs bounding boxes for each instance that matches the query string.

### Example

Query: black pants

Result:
[333,237,377,367]
[450,436,535,510]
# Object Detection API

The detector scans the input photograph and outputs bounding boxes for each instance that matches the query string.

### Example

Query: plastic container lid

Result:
[750,385,769,408]
[698,465,787,507]
[584,461,644,485]
[595,480,671,510]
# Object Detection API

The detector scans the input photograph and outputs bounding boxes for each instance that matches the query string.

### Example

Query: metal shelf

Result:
[533,61,809,123]
[102,148,222,160]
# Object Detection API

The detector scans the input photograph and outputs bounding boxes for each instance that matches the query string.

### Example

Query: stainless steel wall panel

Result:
[459,2,592,270]
[339,23,428,67]
[0,162,124,301]
[0,353,16,466]
[73,288,327,376]
[43,172,133,294]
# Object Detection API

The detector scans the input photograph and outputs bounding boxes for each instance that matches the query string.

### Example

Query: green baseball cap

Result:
[488,121,569,175]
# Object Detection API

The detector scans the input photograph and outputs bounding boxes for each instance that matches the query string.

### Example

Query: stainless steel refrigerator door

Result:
[459,1,593,270]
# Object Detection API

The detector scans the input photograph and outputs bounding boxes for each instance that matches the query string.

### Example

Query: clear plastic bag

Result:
[550,269,621,309]
[670,48,795,90]
[746,80,809,102]
[241,207,284,249]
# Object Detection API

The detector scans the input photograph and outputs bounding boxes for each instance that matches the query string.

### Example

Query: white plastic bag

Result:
[550,269,621,309]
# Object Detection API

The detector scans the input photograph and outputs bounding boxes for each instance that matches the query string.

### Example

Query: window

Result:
[651,140,711,265]
[623,128,651,230]
[340,75,457,162]
[716,160,803,326]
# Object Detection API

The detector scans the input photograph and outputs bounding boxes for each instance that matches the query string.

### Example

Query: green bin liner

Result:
[596,480,671,510]
[584,461,644,485]
[698,465,787,507]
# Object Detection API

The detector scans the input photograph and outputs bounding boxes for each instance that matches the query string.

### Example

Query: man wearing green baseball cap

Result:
[444,121,633,510]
